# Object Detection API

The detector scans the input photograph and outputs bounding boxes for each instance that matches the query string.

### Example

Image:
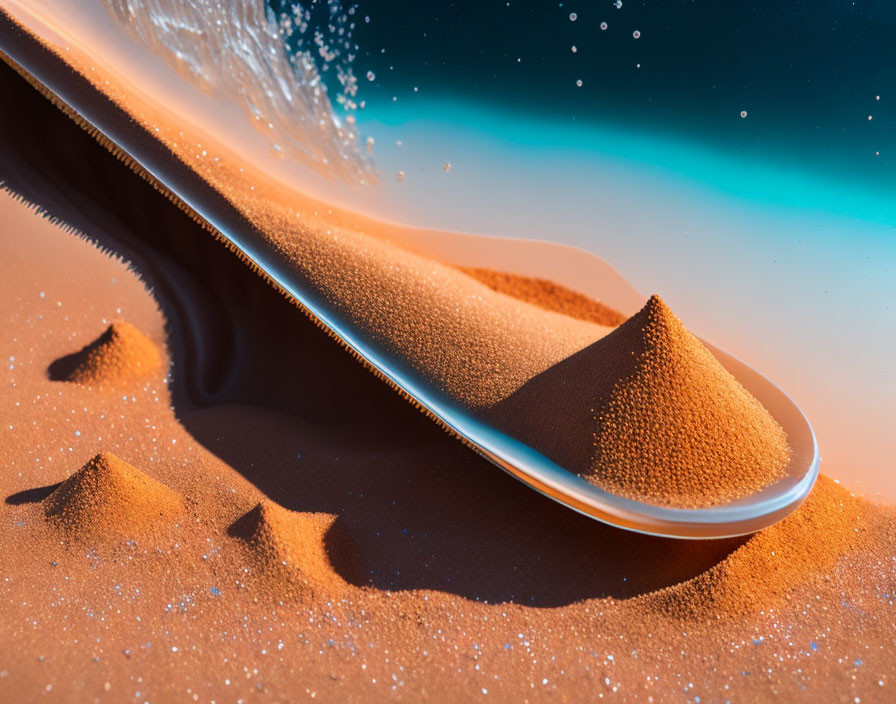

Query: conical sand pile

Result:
[488,295,790,508]
[230,500,354,595]
[460,267,627,327]
[43,452,184,539]
[587,295,790,506]
[56,320,161,387]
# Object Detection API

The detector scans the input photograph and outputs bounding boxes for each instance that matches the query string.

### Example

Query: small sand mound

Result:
[487,295,790,508]
[51,320,162,388]
[229,500,353,595]
[43,452,183,539]
[642,476,867,619]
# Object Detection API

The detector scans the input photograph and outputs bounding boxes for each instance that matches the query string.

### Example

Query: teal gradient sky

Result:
[362,99,895,227]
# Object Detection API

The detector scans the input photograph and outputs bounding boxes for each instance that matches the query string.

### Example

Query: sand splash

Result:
[101,0,374,183]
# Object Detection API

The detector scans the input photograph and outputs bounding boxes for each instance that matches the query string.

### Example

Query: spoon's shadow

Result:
[184,404,749,605]
[0,59,746,607]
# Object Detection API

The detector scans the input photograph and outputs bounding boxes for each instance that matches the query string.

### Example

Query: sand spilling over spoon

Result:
[488,295,791,508]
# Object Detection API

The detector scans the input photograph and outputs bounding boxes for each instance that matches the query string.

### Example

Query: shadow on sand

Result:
[5,483,61,506]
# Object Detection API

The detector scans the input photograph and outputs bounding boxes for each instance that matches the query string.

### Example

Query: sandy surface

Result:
[0,13,895,703]
[0,113,894,703]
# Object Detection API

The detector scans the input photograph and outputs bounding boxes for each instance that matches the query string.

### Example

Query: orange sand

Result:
[0,19,616,406]
[0,20,793,508]
[50,320,162,388]
[485,295,791,507]
[643,474,870,619]
[0,24,894,702]
[229,500,353,597]
[587,296,788,506]
[587,296,789,505]
[2,182,895,702]
[460,267,628,327]
[43,452,183,540]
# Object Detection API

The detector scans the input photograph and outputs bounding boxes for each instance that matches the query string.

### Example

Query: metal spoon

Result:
[0,11,819,538]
